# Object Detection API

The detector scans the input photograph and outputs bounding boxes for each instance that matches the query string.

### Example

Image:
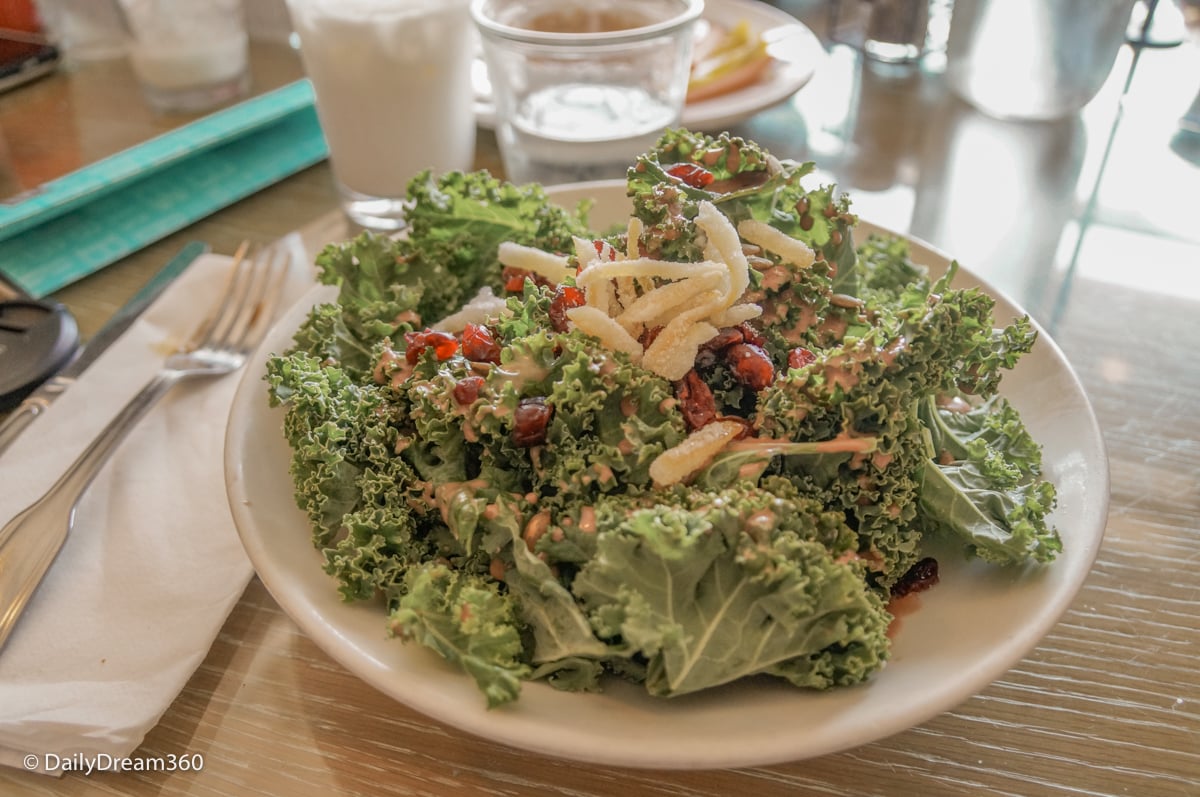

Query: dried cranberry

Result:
[675,370,717,431]
[666,162,716,189]
[452,376,485,406]
[890,557,939,599]
[404,329,459,365]
[512,397,553,447]
[548,285,586,332]
[737,322,766,347]
[461,323,501,363]
[503,267,530,293]
[726,343,775,391]
[787,347,817,370]
[701,327,746,353]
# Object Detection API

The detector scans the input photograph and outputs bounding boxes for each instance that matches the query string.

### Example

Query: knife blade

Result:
[0,241,210,456]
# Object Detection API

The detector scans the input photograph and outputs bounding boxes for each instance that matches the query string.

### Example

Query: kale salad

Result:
[265,130,1060,707]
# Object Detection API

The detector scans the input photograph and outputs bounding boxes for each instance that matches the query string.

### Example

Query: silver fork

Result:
[0,242,290,652]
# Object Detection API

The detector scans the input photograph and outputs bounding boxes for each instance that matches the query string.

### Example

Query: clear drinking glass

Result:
[945,0,1137,121]
[33,0,130,63]
[123,0,251,113]
[286,0,477,230]
[472,0,704,186]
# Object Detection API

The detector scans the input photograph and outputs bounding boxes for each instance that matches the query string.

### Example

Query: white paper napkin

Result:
[0,246,314,774]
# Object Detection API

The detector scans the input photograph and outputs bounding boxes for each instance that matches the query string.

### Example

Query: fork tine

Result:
[243,246,291,350]
[224,245,291,355]
[209,244,268,351]
[188,241,252,351]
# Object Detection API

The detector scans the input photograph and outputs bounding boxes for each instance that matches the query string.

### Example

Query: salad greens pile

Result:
[266,130,1060,707]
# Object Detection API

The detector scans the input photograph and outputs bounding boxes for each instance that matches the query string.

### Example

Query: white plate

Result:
[225,181,1108,770]
[473,0,825,132]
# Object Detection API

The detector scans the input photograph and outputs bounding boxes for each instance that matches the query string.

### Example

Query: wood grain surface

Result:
[1,3,1197,794]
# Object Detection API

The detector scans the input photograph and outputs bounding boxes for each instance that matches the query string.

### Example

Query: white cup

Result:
[286,0,477,231]
[123,0,251,113]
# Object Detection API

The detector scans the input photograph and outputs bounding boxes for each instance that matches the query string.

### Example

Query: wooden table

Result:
[2,3,1198,794]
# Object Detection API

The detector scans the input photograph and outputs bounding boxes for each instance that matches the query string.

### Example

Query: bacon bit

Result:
[549,285,586,332]
[452,375,485,406]
[461,323,501,363]
[788,346,817,369]
[666,162,716,188]
[675,369,718,431]
[513,397,553,447]
[890,557,939,599]
[726,342,775,391]
[404,329,459,365]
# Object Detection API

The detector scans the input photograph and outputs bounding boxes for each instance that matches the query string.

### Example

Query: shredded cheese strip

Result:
[573,235,600,270]
[625,218,643,260]
[617,269,727,327]
[649,420,744,486]
[498,241,574,284]
[738,219,816,268]
[566,306,644,363]
[644,320,718,381]
[615,275,639,313]
[695,201,750,308]
[712,303,763,327]
[434,287,509,333]
[575,257,718,288]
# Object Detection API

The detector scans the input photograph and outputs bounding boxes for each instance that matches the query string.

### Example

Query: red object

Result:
[462,323,501,363]
[667,162,716,188]
[404,329,459,365]
[726,343,775,391]
[0,0,41,32]
[548,285,586,332]
[675,370,717,431]
[453,376,486,406]
[787,347,817,369]
[513,397,553,447]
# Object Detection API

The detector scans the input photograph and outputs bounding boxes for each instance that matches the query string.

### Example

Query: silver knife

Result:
[0,241,210,456]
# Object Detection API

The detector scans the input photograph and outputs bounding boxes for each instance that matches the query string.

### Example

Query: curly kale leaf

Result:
[572,484,889,697]
[389,563,530,707]
[307,235,423,379]
[305,171,590,379]
[400,170,591,322]
[266,351,379,538]
[754,261,1043,579]
[855,233,932,303]
[628,130,857,284]
[496,497,610,683]
[917,396,1060,564]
